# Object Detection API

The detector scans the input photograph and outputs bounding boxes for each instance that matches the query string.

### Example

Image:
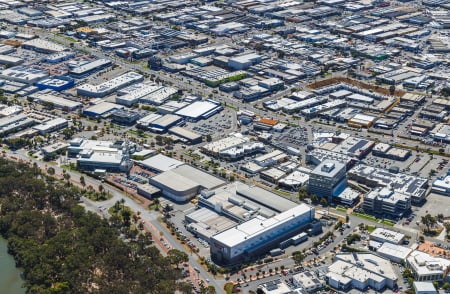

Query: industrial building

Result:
[21,39,66,53]
[69,59,112,78]
[307,160,347,202]
[326,253,398,292]
[376,242,413,264]
[363,188,411,219]
[30,92,82,111]
[175,99,223,122]
[0,54,23,66]
[228,53,262,70]
[42,52,76,64]
[210,204,315,265]
[138,154,184,173]
[201,134,265,160]
[32,117,68,135]
[35,76,75,91]
[77,72,143,98]
[0,66,48,84]
[149,164,226,202]
[83,102,124,117]
[370,228,405,245]
[168,126,202,144]
[413,282,437,294]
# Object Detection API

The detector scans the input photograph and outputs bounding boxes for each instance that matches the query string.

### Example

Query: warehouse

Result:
[228,53,262,70]
[149,164,226,202]
[376,242,413,263]
[0,54,23,66]
[30,92,82,111]
[136,113,162,129]
[69,59,112,78]
[210,204,315,265]
[33,118,68,135]
[35,76,75,91]
[0,66,48,84]
[149,114,183,133]
[21,39,66,53]
[138,154,184,173]
[83,101,123,117]
[115,83,162,106]
[42,52,76,64]
[175,99,223,122]
[348,113,377,128]
[158,101,189,115]
[77,72,144,97]
[185,207,237,241]
[168,126,202,144]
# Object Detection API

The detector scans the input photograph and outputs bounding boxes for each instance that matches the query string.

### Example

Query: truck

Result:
[270,248,283,257]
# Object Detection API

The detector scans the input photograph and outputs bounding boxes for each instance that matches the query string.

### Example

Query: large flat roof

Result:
[235,182,297,213]
[212,204,312,248]
[175,100,221,119]
[140,154,184,172]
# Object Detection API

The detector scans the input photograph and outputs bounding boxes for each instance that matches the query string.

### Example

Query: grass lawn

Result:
[352,212,378,222]
[381,219,395,227]
[367,225,376,233]
[336,206,347,213]
[224,282,235,294]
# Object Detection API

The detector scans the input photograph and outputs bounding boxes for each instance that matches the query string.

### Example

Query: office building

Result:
[407,250,450,282]
[326,253,397,292]
[292,271,325,293]
[110,110,140,125]
[349,164,428,205]
[307,159,347,202]
[210,204,315,265]
[77,150,130,172]
[363,188,411,219]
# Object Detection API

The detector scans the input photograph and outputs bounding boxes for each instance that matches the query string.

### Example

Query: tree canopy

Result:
[0,158,181,293]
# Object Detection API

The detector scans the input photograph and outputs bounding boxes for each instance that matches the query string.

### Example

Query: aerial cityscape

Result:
[0,0,449,293]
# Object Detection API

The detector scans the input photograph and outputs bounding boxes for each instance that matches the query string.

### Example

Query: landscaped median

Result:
[351,212,395,226]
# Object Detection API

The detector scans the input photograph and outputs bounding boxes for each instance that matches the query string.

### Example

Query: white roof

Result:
[140,154,184,172]
[377,242,413,260]
[370,228,405,244]
[212,204,312,247]
[175,100,220,119]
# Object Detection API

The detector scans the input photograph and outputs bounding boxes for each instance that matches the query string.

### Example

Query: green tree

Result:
[292,251,305,266]
[167,249,189,268]
[47,167,55,176]
[421,214,437,232]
